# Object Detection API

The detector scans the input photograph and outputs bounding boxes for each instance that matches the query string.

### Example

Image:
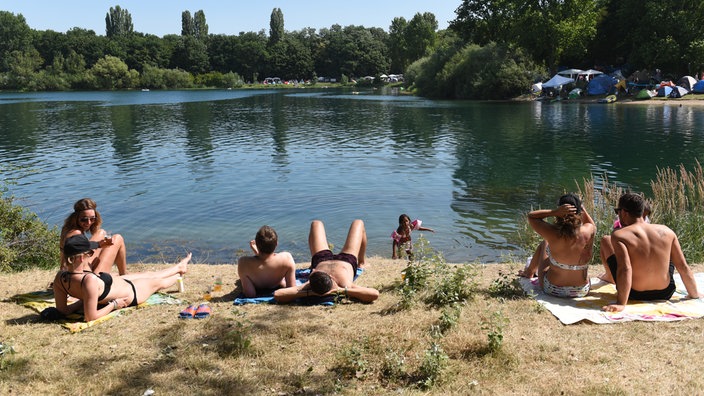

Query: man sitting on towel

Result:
[602,193,700,312]
[274,219,379,303]
[237,226,296,297]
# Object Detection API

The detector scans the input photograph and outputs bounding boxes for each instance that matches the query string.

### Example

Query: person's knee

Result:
[351,219,365,229]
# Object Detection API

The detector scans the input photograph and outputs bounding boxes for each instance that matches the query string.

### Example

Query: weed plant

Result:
[417,326,449,389]
[488,270,528,300]
[0,340,15,371]
[480,310,509,353]
[217,310,254,357]
[397,236,478,310]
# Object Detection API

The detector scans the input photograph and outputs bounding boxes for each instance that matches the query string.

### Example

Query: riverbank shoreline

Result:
[2,259,704,394]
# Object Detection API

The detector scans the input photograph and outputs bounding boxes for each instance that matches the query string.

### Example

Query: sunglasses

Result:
[79,216,97,223]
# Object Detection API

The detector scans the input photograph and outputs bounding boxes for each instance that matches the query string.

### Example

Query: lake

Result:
[1,89,703,264]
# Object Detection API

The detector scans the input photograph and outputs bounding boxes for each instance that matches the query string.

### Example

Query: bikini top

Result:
[60,270,113,301]
[545,246,589,271]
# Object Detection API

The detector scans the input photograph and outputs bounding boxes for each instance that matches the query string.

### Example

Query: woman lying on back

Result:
[53,234,189,321]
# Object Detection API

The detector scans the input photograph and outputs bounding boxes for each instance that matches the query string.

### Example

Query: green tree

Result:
[181,10,194,36]
[405,13,438,62]
[449,0,600,72]
[388,17,409,73]
[90,55,137,89]
[194,10,208,41]
[65,27,108,68]
[0,11,33,72]
[3,48,44,90]
[269,8,284,46]
[105,5,134,37]
[171,35,210,74]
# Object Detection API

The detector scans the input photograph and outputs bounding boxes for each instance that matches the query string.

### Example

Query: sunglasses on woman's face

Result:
[79,216,97,223]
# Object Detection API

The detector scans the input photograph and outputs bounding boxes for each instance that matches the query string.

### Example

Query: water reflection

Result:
[1,91,704,263]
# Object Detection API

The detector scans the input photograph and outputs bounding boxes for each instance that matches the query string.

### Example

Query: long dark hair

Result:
[555,193,582,239]
[396,213,411,233]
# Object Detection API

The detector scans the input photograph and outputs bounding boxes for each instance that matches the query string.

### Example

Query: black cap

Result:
[63,235,100,257]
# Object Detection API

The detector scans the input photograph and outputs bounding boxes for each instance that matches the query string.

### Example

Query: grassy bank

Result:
[2,257,703,395]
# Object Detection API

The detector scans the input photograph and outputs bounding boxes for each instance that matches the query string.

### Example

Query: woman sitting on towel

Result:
[60,198,128,274]
[520,193,596,298]
[53,234,190,321]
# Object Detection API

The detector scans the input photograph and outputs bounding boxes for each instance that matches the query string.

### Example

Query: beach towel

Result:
[9,290,182,333]
[519,273,704,324]
[233,267,364,305]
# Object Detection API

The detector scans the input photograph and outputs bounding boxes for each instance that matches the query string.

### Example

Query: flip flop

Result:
[179,305,196,319]
[194,304,211,319]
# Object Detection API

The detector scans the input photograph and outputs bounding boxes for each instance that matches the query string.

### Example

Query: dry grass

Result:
[2,258,704,395]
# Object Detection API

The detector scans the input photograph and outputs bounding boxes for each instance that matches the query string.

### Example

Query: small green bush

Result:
[0,187,60,272]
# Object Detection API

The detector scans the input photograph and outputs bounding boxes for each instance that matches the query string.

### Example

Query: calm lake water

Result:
[1,89,703,264]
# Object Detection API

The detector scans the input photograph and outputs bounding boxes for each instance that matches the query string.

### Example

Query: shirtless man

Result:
[274,219,379,303]
[237,225,296,298]
[602,193,700,312]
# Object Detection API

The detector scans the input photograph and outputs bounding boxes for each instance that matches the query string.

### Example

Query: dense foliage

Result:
[0,8,438,91]
[1,2,704,98]
[0,185,59,272]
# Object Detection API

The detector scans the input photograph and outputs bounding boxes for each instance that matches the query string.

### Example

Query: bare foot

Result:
[177,252,192,275]
[518,268,536,278]
[597,272,614,283]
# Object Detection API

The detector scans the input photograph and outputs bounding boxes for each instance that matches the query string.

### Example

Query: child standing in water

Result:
[391,214,434,259]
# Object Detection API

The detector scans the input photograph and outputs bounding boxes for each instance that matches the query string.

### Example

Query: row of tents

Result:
[639,76,704,99]
[532,68,704,99]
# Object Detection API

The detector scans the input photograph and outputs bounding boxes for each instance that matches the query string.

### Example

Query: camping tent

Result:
[568,88,582,99]
[693,80,704,94]
[542,74,574,89]
[669,86,689,98]
[557,69,583,80]
[656,86,673,97]
[678,76,697,91]
[586,74,617,95]
[531,82,543,94]
[635,89,655,100]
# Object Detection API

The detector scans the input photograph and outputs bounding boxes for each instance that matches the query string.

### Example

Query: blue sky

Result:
[2,0,459,36]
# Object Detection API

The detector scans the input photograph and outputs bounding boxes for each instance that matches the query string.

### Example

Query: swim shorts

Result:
[311,249,358,273]
[607,255,676,301]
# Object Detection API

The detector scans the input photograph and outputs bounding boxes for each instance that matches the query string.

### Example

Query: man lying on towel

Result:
[601,193,700,312]
[274,220,379,304]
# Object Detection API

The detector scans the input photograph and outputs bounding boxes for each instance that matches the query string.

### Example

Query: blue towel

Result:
[233,268,363,305]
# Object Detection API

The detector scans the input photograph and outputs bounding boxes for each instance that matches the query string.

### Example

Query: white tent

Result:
[557,68,584,80]
[582,69,603,76]
[542,74,574,89]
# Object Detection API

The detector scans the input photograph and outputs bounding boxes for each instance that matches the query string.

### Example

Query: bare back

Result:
[611,222,676,290]
[237,252,296,297]
[539,222,595,285]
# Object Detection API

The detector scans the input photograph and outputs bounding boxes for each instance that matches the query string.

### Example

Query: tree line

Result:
[1,2,703,99]
[0,6,438,91]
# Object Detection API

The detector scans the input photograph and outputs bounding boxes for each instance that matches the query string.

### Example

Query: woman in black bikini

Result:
[53,234,190,321]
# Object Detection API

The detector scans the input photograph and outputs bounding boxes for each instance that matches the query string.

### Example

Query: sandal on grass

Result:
[179,305,197,319]
[194,304,211,319]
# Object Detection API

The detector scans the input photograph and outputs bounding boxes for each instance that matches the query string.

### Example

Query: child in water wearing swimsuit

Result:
[391,214,434,259]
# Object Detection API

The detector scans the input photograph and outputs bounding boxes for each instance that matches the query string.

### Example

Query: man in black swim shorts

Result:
[602,193,700,312]
[274,219,379,303]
